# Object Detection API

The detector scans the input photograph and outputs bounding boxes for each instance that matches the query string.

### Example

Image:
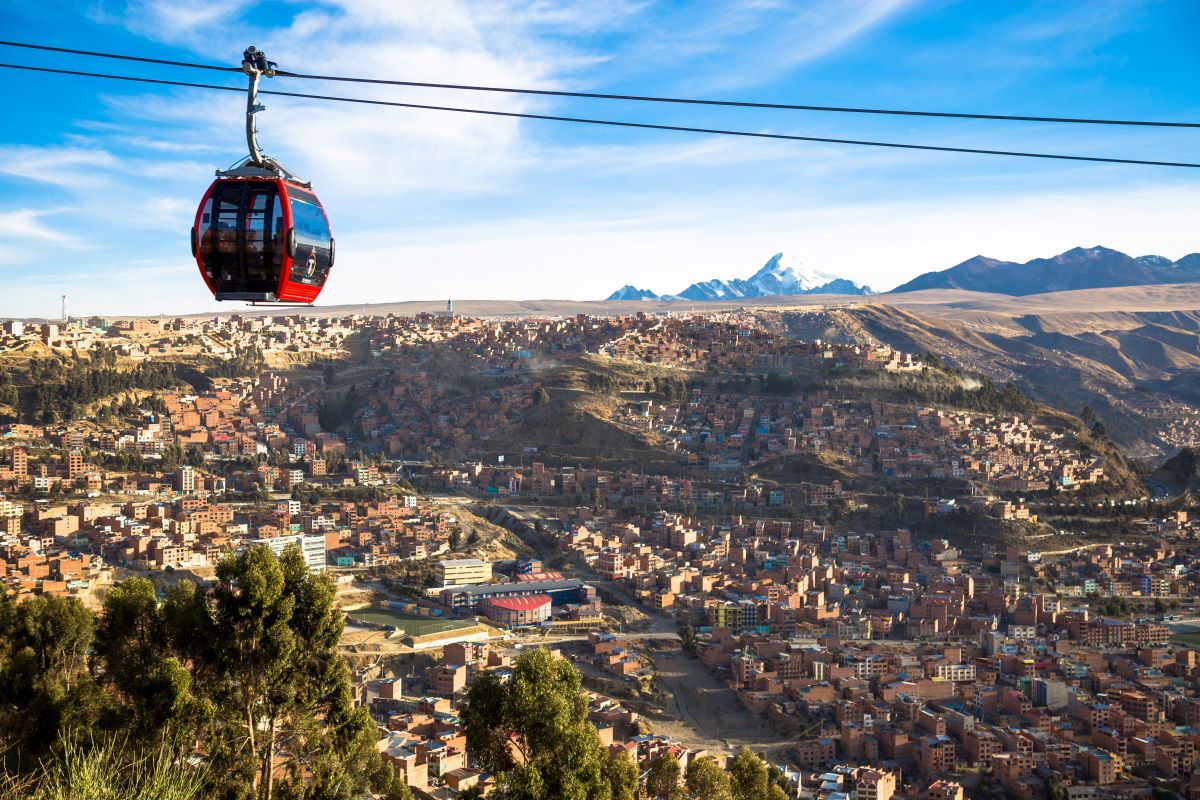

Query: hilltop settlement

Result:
[3,307,1200,799]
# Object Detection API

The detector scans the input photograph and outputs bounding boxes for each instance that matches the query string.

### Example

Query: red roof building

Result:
[481,594,552,627]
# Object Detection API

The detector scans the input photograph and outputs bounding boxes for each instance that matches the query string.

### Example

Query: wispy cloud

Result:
[0,208,81,246]
[0,146,118,187]
[600,0,915,92]
[1,0,1194,317]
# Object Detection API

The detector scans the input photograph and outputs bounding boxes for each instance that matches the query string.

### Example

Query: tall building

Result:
[437,558,492,587]
[67,449,84,480]
[1031,677,1069,710]
[11,447,26,478]
[247,534,327,573]
[176,465,196,494]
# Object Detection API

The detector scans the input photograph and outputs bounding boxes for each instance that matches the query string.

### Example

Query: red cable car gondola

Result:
[191,47,334,305]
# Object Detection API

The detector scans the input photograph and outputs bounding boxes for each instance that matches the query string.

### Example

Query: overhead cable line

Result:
[0,39,240,73]
[1,38,1197,129]
[3,62,1198,170]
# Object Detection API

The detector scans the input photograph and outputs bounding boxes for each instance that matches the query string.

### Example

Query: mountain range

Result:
[892,246,1200,296]
[606,253,873,302]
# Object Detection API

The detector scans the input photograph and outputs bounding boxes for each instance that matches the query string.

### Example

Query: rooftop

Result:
[485,594,552,611]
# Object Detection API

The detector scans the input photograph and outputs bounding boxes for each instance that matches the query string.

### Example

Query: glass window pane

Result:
[287,188,332,287]
[213,189,241,290]
[243,190,272,292]
[197,197,214,279]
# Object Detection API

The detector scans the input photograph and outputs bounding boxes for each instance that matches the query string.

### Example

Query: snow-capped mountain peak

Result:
[747,252,841,294]
[606,285,659,301]
[603,252,873,302]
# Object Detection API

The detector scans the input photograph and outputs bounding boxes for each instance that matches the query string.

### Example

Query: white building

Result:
[437,558,492,587]
[248,533,326,573]
[934,663,977,683]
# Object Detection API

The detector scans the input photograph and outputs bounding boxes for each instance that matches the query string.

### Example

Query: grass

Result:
[1170,632,1200,650]
[347,608,477,637]
[1,733,205,800]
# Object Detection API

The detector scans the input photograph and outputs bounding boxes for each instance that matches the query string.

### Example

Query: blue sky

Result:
[1,0,1199,316]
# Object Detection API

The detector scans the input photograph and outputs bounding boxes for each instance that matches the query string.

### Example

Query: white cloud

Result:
[0,208,80,246]
[86,0,590,207]
[3,0,1191,319]
[0,146,119,188]
[604,0,915,92]
[310,182,1200,303]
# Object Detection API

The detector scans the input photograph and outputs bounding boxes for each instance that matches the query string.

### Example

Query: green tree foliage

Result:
[729,750,770,800]
[760,373,797,395]
[676,623,697,654]
[881,370,1035,415]
[766,764,791,796]
[463,648,637,800]
[652,376,690,403]
[0,546,406,800]
[194,544,387,800]
[534,388,551,406]
[160,442,186,473]
[605,752,638,800]
[648,755,682,800]
[684,756,732,800]
[95,579,196,745]
[26,357,179,423]
[0,372,18,408]
[204,347,265,379]
[184,445,207,468]
[586,372,619,395]
[0,592,98,756]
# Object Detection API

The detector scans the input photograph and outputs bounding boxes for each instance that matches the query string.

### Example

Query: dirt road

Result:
[648,648,796,757]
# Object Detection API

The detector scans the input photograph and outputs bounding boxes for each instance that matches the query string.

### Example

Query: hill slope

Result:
[893,246,1200,296]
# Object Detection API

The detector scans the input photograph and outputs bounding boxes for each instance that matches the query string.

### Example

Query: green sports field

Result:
[1170,632,1200,650]
[347,608,476,637]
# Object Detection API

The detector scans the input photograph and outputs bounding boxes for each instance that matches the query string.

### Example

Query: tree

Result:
[184,445,206,468]
[648,755,682,800]
[463,648,636,800]
[606,751,639,800]
[766,763,791,796]
[729,750,769,800]
[95,578,195,744]
[684,756,732,800]
[534,388,551,406]
[0,553,396,800]
[677,623,697,654]
[0,592,100,756]
[198,544,389,800]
